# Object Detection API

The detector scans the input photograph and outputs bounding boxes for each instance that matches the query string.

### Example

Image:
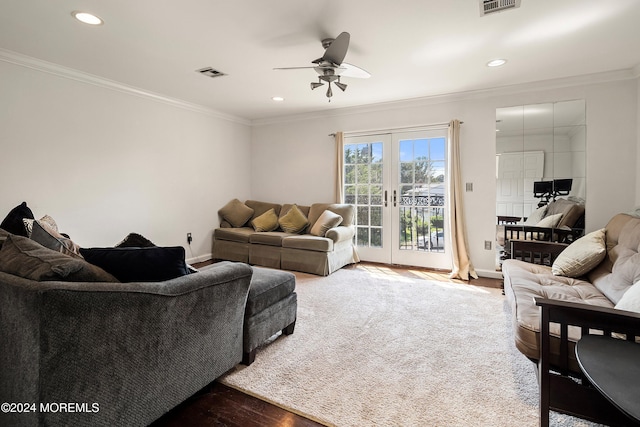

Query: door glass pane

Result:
[344,141,384,248]
[398,137,446,253]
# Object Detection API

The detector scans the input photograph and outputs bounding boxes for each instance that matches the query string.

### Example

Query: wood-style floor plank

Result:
[151,382,325,427]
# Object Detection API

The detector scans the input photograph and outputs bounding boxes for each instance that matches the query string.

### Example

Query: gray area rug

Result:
[220,264,599,426]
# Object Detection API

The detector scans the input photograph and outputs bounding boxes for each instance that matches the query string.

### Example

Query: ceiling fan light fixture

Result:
[335,81,348,92]
[310,82,324,90]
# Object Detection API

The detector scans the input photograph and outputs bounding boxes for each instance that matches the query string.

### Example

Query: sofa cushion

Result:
[502,259,613,360]
[246,267,296,317]
[30,220,83,258]
[214,227,254,243]
[536,213,563,228]
[551,228,606,277]
[588,214,640,304]
[615,281,640,313]
[310,209,343,237]
[251,208,279,232]
[0,235,118,282]
[80,246,190,282]
[282,235,333,252]
[249,232,289,247]
[115,232,156,247]
[308,203,355,228]
[245,200,282,221]
[219,199,254,228]
[278,205,308,234]
[0,202,34,237]
[524,206,547,225]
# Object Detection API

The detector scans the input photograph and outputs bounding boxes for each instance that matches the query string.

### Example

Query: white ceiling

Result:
[1,0,639,122]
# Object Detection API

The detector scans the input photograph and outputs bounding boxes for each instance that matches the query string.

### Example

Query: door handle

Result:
[384,190,388,207]
[393,190,397,207]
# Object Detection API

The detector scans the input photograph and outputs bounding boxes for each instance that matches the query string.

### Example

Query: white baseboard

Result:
[186,253,212,265]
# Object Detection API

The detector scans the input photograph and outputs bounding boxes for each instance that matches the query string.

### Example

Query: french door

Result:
[343,130,450,269]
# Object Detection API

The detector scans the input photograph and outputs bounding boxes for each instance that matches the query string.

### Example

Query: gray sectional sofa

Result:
[213,200,359,276]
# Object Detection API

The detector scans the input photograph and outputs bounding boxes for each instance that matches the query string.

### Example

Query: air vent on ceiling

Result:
[480,0,521,16]
[196,67,227,78]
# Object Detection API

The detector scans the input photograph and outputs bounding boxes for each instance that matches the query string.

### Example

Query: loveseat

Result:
[0,226,254,427]
[503,212,640,363]
[212,199,359,276]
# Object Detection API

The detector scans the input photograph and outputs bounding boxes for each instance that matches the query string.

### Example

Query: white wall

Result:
[0,60,252,262]
[251,75,639,276]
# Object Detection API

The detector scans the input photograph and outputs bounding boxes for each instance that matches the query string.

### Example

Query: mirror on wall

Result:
[495,100,586,266]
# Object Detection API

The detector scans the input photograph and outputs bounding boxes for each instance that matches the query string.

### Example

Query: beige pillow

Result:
[615,281,640,313]
[251,208,279,232]
[30,220,83,258]
[310,209,343,237]
[219,199,254,228]
[524,206,547,225]
[537,212,563,228]
[552,228,606,277]
[279,204,308,234]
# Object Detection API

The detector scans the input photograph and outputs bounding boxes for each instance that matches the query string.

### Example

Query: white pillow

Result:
[552,228,606,277]
[615,281,640,313]
[536,213,563,228]
[524,206,547,225]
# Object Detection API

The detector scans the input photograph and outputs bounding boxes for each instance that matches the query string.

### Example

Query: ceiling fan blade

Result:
[336,62,371,79]
[322,32,350,66]
[273,66,317,70]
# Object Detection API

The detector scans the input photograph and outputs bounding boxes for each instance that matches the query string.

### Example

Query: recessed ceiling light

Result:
[487,59,507,67]
[72,11,104,26]
[272,96,285,102]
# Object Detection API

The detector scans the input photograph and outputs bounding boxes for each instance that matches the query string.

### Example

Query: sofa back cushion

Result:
[546,198,584,229]
[588,214,640,304]
[245,200,282,221]
[308,204,355,228]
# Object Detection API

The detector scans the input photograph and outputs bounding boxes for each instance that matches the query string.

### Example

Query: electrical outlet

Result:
[484,240,492,250]
[187,233,192,245]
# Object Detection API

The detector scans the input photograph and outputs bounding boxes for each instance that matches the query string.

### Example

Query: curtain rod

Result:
[328,121,463,137]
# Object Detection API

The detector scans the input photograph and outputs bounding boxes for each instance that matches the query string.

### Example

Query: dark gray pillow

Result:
[0,235,119,282]
[0,202,34,237]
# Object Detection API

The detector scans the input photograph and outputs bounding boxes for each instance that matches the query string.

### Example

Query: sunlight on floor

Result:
[356,263,492,294]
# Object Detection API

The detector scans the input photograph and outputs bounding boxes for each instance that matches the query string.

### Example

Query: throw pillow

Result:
[524,206,547,225]
[251,208,279,232]
[310,209,343,237]
[615,281,640,313]
[30,220,83,258]
[23,214,59,237]
[0,235,118,282]
[552,228,606,277]
[219,199,254,228]
[80,246,190,282]
[278,204,308,234]
[115,233,156,248]
[0,202,34,237]
[536,212,564,228]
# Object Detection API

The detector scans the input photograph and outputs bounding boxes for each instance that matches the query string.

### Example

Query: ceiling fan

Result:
[274,32,371,101]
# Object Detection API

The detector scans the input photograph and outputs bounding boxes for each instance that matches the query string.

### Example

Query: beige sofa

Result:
[502,213,640,362]
[212,200,359,276]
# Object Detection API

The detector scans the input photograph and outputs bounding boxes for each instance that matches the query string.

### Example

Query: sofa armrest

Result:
[325,226,355,243]
[535,297,640,426]
[0,261,252,426]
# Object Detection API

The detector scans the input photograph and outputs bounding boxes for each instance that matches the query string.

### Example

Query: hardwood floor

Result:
[150,382,324,427]
[150,261,502,427]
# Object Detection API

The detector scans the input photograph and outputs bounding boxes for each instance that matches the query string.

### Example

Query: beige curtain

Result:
[448,120,478,280]
[335,131,344,203]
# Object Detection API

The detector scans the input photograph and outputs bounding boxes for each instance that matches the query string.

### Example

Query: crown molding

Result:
[0,48,251,126]
[251,68,639,127]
